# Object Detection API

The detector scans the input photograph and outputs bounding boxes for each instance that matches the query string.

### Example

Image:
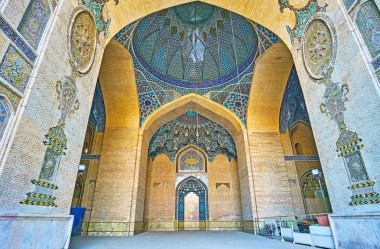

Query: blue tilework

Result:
[89,81,105,132]
[17,0,51,49]
[284,155,320,161]
[0,15,36,62]
[115,3,282,125]
[149,111,237,162]
[279,66,310,133]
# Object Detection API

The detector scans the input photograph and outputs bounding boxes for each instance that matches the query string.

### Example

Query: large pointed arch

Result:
[130,94,256,234]
[245,42,296,218]
[90,39,141,230]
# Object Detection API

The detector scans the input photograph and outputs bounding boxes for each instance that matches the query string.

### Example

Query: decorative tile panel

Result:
[178,147,206,173]
[284,155,320,161]
[17,0,51,49]
[303,19,336,79]
[0,96,12,141]
[279,66,310,133]
[372,56,380,71]
[0,45,32,92]
[0,84,21,110]
[21,125,67,207]
[343,0,358,10]
[0,15,37,62]
[355,1,380,59]
[81,154,100,160]
[88,81,105,131]
[82,0,117,38]
[56,76,79,123]
[302,14,379,206]
[343,151,368,183]
[39,125,67,182]
[21,59,81,208]
[278,0,327,44]
[69,10,97,74]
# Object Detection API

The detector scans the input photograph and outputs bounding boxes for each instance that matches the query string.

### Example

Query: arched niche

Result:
[82,123,95,154]
[289,121,319,156]
[300,169,332,214]
[133,94,254,233]
[176,146,207,173]
[71,175,85,208]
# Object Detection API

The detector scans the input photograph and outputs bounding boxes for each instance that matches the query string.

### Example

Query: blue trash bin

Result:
[70,207,86,236]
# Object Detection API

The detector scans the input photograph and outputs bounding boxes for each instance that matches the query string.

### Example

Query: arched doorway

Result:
[176,177,208,230]
[300,169,331,215]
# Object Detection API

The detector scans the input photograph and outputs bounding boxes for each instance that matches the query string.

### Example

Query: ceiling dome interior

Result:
[132,2,258,88]
[115,1,282,125]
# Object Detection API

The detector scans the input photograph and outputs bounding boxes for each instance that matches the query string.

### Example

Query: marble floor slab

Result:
[69,231,311,249]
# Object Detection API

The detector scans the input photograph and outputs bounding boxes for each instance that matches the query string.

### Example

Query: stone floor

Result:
[69,231,311,249]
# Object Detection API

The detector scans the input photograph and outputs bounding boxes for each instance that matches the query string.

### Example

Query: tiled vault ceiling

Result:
[114,1,282,125]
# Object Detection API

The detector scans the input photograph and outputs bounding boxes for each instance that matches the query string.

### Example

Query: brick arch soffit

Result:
[97,40,140,130]
[246,42,296,133]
